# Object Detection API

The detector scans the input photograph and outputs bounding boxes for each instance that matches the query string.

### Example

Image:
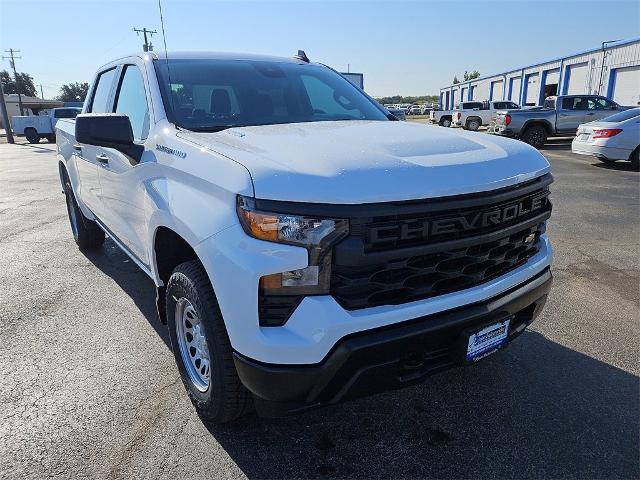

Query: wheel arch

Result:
[521,119,553,135]
[151,224,202,324]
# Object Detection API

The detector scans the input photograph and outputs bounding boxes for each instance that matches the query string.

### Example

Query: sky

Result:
[0,0,639,100]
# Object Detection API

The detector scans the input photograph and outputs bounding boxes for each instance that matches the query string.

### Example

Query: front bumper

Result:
[234,267,552,417]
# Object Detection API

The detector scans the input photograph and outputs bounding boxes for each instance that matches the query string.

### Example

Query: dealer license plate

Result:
[579,133,590,141]
[466,319,510,362]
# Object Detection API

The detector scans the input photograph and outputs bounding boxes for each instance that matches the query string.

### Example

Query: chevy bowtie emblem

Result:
[524,233,537,244]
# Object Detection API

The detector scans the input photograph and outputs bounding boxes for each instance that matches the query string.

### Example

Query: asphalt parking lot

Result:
[0,138,638,479]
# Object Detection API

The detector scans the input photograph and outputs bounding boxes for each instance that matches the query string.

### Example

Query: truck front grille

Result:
[330,174,552,310]
[331,223,545,310]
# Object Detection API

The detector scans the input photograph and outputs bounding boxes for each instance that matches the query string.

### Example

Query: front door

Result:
[97,63,151,265]
[75,67,118,218]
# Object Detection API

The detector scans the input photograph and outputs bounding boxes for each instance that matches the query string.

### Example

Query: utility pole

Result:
[2,48,24,115]
[133,27,157,52]
[0,75,15,144]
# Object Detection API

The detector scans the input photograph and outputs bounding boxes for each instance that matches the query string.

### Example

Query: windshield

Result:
[601,107,640,123]
[154,59,388,131]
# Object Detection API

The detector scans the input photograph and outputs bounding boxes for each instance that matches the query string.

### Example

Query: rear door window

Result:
[562,97,588,110]
[89,68,117,113]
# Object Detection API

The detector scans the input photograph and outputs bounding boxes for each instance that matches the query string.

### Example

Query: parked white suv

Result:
[56,51,553,422]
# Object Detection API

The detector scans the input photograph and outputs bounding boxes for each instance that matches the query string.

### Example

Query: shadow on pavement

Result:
[83,237,171,349]
[541,139,573,151]
[81,239,639,479]
[592,160,639,172]
[200,332,639,479]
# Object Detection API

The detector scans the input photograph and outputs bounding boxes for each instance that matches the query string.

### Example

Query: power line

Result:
[133,27,157,52]
[2,48,24,115]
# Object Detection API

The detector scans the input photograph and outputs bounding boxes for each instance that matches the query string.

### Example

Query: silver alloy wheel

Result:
[175,298,211,392]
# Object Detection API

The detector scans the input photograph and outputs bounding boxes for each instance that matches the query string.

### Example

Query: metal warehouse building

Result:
[439,37,640,110]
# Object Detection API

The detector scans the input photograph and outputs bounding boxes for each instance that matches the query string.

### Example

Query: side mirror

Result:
[75,113,144,163]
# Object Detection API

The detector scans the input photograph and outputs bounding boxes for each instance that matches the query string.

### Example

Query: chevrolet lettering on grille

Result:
[367,190,549,246]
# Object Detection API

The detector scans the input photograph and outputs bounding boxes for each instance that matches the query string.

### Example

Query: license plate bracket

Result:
[458,318,511,363]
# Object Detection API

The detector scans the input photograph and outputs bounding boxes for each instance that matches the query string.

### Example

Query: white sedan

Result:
[572,107,640,169]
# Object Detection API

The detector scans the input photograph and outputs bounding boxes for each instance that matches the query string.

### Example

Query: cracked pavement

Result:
[0,140,638,479]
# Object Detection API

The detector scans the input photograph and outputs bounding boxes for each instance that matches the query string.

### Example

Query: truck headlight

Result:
[237,195,348,295]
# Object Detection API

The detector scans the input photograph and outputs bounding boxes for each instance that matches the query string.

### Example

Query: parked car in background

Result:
[387,107,406,120]
[572,107,640,168]
[451,101,521,131]
[429,108,453,127]
[12,107,82,143]
[490,95,628,148]
[57,51,553,423]
[408,105,422,115]
[421,104,435,115]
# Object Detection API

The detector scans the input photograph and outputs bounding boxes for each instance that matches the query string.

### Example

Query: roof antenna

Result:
[294,50,310,63]
[158,0,176,124]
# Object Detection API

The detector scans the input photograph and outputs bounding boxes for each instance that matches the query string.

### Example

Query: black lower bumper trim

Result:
[233,268,552,417]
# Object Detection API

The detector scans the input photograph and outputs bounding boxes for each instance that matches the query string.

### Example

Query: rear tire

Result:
[25,128,40,144]
[440,117,452,127]
[63,176,105,250]
[521,125,547,148]
[466,118,481,131]
[166,260,253,423]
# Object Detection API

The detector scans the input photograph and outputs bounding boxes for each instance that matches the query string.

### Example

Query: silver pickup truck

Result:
[490,95,627,148]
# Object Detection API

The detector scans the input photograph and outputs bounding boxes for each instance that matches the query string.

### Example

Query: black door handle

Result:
[73,144,82,151]
[96,153,109,164]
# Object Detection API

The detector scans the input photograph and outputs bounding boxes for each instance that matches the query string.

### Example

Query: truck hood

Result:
[178,120,550,204]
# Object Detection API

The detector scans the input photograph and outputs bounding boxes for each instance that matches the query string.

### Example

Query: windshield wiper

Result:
[188,125,238,133]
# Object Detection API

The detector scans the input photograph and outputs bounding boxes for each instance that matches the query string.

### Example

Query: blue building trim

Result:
[439,36,640,91]
[607,69,617,100]
[538,70,549,105]
[562,66,572,95]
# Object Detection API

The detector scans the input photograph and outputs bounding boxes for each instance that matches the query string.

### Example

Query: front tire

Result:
[166,260,252,423]
[63,177,105,250]
[630,147,639,170]
[521,125,547,148]
[24,128,40,144]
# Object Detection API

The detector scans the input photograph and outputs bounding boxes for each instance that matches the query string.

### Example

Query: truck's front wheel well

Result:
[154,227,199,323]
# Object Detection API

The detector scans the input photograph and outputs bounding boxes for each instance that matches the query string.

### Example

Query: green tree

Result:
[452,75,460,85]
[463,70,480,81]
[56,82,89,102]
[375,95,439,106]
[0,69,37,97]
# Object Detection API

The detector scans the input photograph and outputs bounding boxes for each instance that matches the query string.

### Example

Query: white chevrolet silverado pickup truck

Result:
[56,51,553,423]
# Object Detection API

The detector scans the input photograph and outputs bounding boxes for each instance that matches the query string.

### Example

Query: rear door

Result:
[97,62,152,264]
[557,96,589,133]
[75,67,118,218]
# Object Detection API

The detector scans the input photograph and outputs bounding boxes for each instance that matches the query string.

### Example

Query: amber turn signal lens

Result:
[237,208,279,242]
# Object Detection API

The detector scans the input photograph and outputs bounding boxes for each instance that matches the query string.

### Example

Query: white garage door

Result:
[546,69,560,85]
[566,63,589,94]
[525,73,539,105]
[509,77,521,102]
[612,66,640,106]
[491,80,504,100]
